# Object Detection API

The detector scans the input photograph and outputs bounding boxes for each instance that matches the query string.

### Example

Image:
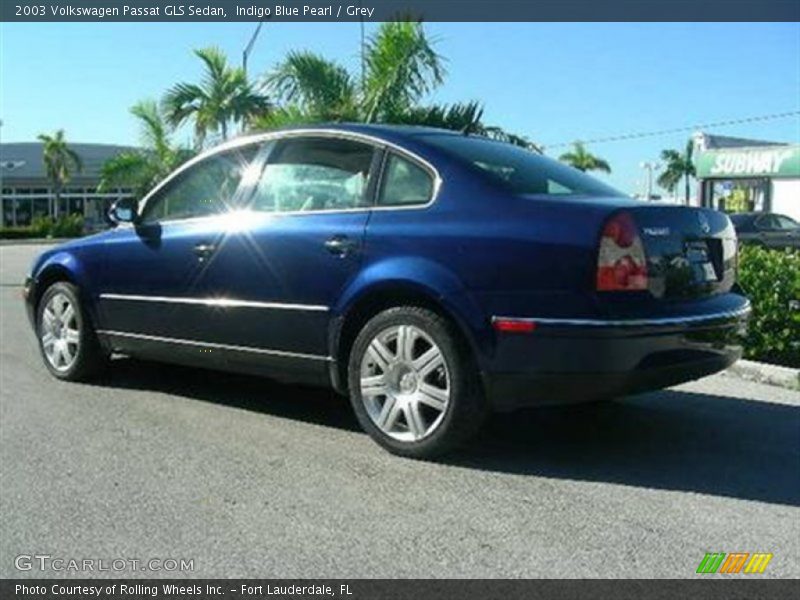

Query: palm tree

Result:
[360,20,445,123]
[266,50,359,122]
[98,100,193,200]
[558,142,611,173]
[163,47,270,147]
[658,140,696,204]
[37,130,82,219]
[256,21,537,150]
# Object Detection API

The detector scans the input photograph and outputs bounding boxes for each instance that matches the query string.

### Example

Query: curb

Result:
[724,359,800,391]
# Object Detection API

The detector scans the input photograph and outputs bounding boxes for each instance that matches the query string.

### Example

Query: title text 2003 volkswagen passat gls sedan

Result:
[25,125,750,457]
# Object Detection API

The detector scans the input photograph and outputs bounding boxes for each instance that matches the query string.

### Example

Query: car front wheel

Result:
[37,281,106,381]
[347,306,487,458]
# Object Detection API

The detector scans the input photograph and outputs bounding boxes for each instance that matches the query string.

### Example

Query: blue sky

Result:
[1,22,799,194]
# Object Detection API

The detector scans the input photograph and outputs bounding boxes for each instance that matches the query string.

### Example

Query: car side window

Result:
[139,146,258,224]
[774,215,799,230]
[378,153,434,207]
[250,137,375,213]
[757,215,782,231]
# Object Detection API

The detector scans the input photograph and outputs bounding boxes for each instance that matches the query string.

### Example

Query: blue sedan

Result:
[24,125,750,457]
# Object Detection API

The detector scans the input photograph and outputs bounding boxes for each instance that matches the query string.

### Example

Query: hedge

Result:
[0,214,84,240]
[737,245,800,368]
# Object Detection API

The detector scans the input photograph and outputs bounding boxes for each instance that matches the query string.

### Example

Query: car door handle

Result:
[324,235,357,256]
[193,243,217,259]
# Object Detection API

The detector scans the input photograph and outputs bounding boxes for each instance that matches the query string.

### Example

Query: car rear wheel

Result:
[37,281,106,381]
[347,306,487,458]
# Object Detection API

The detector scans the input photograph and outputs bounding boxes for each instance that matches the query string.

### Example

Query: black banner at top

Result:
[2,0,800,22]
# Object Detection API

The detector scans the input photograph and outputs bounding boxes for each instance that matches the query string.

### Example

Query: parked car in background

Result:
[730,212,800,249]
[23,125,750,457]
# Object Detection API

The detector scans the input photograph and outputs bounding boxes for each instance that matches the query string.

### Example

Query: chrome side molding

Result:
[97,330,332,362]
[99,293,328,312]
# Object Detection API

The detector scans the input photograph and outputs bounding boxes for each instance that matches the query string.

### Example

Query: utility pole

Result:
[242,20,266,136]
[640,161,661,201]
[359,2,366,92]
[242,20,265,78]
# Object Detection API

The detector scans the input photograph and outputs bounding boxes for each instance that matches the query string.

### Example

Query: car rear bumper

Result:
[483,298,750,410]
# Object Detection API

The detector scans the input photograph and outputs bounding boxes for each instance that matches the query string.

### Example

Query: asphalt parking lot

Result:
[1,243,798,578]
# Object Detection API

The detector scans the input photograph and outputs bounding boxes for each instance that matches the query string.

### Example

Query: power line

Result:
[540,110,800,150]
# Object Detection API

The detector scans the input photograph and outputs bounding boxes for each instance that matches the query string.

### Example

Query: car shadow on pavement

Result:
[97,357,799,507]
[459,393,800,507]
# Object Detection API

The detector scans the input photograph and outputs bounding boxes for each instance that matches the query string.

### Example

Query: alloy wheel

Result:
[40,292,80,372]
[359,324,450,442]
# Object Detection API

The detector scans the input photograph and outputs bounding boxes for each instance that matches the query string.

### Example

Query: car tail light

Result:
[596,212,648,292]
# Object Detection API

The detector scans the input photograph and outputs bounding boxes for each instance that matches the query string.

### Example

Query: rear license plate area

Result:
[685,239,722,281]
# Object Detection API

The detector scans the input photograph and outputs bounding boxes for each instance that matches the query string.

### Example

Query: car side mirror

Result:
[109,198,138,225]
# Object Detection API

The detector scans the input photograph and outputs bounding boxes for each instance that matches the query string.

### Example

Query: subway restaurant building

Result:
[693,133,800,220]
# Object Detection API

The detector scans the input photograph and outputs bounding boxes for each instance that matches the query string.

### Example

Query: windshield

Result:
[422,134,624,198]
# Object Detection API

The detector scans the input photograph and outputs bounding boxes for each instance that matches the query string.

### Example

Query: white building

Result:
[1,142,135,230]
[693,133,800,220]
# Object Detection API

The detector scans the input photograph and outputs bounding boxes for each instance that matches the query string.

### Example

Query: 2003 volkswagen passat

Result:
[25,125,750,457]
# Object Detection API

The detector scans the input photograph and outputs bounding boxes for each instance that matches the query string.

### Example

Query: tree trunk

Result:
[54,185,61,219]
[221,120,228,141]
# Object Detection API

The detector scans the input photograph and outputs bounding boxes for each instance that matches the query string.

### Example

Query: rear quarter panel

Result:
[359,168,621,366]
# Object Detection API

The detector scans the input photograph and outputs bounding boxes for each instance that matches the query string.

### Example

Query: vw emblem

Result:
[698,212,711,234]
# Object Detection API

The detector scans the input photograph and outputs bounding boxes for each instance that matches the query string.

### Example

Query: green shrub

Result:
[0,214,84,240]
[737,245,800,368]
[0,227,36,239]
[51,213,84,237]
[30,215,54,237]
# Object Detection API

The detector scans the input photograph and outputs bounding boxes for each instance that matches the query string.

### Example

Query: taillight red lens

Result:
[597,212,648,292]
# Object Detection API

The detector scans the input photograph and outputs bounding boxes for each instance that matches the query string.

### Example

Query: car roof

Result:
[731,212,790,218]
[275,122,462,138]
[222,122,471,152]
[242,123,466,152]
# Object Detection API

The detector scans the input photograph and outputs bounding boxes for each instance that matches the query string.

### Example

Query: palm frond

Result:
[162,82,207,128]
[98,152,151,193]
[195,46,229,86]
[394,101,484,131]
[130,100,171,159]
[363,20,445,122]
[266,51,355,117]
[559,142,610,172]
[251,106,325,131]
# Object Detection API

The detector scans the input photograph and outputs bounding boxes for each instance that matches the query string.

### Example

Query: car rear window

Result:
[422,134,623,198]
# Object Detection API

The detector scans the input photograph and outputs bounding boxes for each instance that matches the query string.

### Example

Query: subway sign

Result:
[695,145,800,179]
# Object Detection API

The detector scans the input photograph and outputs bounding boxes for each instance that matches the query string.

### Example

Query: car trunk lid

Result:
[626,205,737,299]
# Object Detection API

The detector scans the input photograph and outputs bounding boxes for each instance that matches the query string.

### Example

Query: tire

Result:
[347,306,487,458]
[36,281,106,381]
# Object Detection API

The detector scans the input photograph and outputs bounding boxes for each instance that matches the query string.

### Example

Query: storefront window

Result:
[705,178,769,214]
[32,198,50,219]
[69,197,85,215]
[15,198,33,226]
[2,198,14,226]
